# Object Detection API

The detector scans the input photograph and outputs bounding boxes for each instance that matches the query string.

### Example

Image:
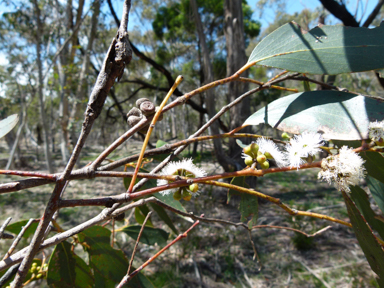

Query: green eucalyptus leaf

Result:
[361,152,384,184]
[156,139,167,148]
[227,177,258,229]
[47,241,93,288]
[0,114,18,139]
[149,202,179,234]
[78,226,128,288]
[343,192,384,287]
[248,21,384,75]
[349,186,384,240]
[5,220,38,239]
[243,91,384,140]
[367,176,384,216]
[120,225,169,246]
[236,139,248,148]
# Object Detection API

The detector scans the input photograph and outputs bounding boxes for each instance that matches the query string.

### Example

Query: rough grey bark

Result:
[190,0,234,171]
[34,0,54,174]
[224,0,250,167]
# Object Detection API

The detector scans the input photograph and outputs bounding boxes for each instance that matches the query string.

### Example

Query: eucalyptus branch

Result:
[0,218,12,240]
[10,0,133,286]
[116,218,201,287]
[238,77,298,92]
[2,219,38,261]
[127,212,152,275]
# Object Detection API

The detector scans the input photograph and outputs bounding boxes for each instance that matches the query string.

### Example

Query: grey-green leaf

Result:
[243,91,384,140]
[0,114,18,139]
[248,21,384,75]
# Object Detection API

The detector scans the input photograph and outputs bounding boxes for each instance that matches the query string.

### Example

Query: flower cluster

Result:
[157,158,207,201]
[318,146,366,192]
[368,120,384,145]
[242,132,324,170]
[285,132,324,169]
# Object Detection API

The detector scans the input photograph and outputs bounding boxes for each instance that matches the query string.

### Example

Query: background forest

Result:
[1,0,384,287]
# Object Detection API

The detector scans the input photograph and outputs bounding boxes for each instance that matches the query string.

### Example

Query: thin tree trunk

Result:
[33,0,54,173]
[68,0,100,143]
[190,0,234,171]
[224,0,250,165]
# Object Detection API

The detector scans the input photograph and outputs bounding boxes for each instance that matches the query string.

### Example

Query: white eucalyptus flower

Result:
[157,158,207,196]
[368,120,384,142]
[285,132,324,168]
[256,137,287,167]
[318,146,366,192]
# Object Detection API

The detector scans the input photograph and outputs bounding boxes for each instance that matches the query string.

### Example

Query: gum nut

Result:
[155,107,164,121]
[264,151,273,159]
[259,160,269,169]
[250,143,259,154]
[127,115,142,127]
[189,183,199,193]
[244,156,254,166]
[136,98,151,108]
[140,101,156,116]
[282,132,290,140]
[182,189,192,201]
[173,189,182,201]
[243,145,253,157]
[126,107,142,118]
[257,154,267,163]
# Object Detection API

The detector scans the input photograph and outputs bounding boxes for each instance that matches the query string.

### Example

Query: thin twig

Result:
[116,217,201,287]
[127,76,183,194]
[2,219,38,260]
[237,77,298,92]
[127,211,152,275]
[0,218,12,240]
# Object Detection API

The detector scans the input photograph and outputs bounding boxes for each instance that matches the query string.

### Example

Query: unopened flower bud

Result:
[259,160,270,169]
[35,273,43,279]
[250,143,259,155]
[243,145,253,157]
[182,189,192,201]
[376,138,384,146]
[282,132,290,140]
[264,151,273,159]
[173,189,182,201]
[257,154,267,164]
[244,156,254,166]
[189,183,199,193]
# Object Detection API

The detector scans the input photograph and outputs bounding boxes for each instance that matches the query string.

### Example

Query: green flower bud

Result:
[250,143,259,155]
[259,160,270,169]
[182,189,192,201]
[243,145,254,157]
[264,151,273,159]
[256,154,267,164]
[35,273,43,279]
[36,266,41,271]
[173,189,182,201]
[244,156,254,166]
[376,138,384,146]
[189,183,199,193]
[282,132,290,140]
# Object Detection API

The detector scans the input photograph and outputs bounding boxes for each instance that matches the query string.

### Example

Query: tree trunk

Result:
[190,0,235,171]
[224,1,259,187]
[33,0,54,173]
[68,0,100,143]
[224,0,250,167]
